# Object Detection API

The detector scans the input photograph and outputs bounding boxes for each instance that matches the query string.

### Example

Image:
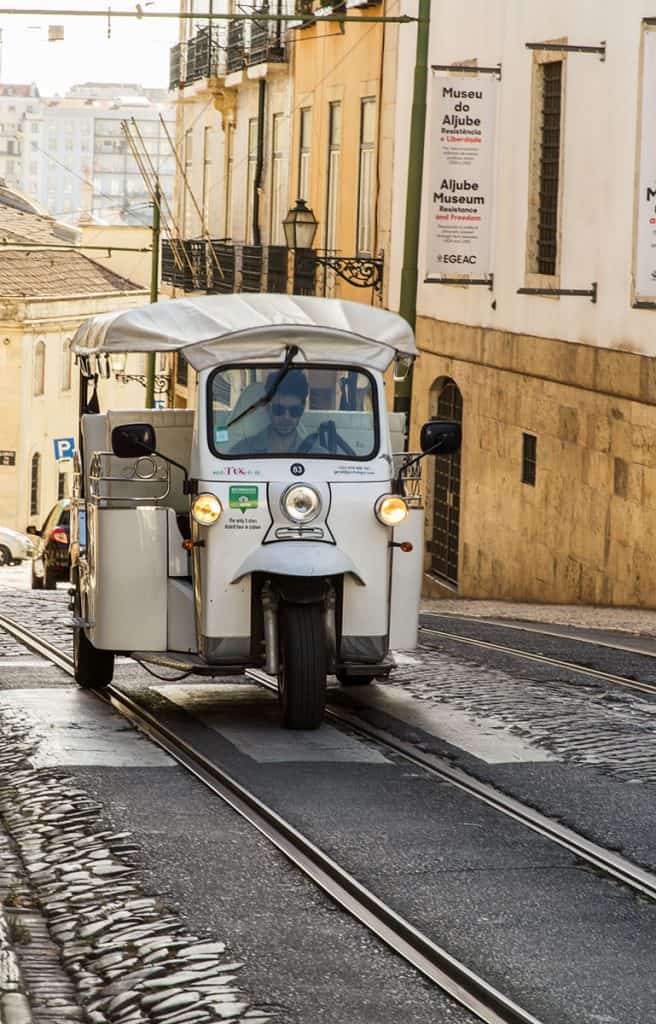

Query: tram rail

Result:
[0,612,542,1024]
[2,612,655,901]
[418,622,656,698]
[2,614,656,1022]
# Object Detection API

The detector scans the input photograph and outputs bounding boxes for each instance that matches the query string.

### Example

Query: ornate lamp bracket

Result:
[313,254,384,293]
[116,372,171,394]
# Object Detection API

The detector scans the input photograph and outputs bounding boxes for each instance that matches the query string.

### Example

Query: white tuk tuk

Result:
[69,295,460,729]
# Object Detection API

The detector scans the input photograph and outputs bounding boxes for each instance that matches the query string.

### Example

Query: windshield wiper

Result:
[226,344,300,429]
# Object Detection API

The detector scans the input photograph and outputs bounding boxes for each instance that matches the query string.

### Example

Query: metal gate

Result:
[428,380,462,585]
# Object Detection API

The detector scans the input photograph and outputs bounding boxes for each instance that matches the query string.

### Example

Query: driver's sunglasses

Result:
[272,401,303,419]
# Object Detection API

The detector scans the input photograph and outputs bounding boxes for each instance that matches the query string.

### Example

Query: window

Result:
[529,60,563,276]
[33,340,45,396]
[245,118,258,244]
[209,364,377,460]
[201,125,214,225]
[61,339,72,391]
[176,353,188,388]
[30,453,40,516]
[269,113,285,245]
[297,106,311,202]
[357,97,376,255]
[57,472,68,500]
[522,433,537,486]
[325,102,341,253]
[325,102,342,294]
[183,128,193,234]
[224,122,234,238]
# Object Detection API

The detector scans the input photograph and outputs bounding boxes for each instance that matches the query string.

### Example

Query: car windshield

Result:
[209,365,377,459]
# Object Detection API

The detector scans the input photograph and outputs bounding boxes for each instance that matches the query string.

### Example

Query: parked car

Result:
[29,499,71,590]
[0,526,36,567]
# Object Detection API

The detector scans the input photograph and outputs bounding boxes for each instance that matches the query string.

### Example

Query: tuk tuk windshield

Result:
[209,364,378,459]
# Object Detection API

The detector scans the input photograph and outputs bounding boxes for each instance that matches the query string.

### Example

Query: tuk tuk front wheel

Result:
[278,602,326,730]
[73,626,114,689]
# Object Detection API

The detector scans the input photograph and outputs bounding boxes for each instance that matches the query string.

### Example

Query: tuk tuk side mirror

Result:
[111,423,157,459]
[420,420,461,457]
[26,525,39,536]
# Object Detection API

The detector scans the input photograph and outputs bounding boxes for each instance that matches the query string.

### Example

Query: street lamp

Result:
[283,199,384,293]
[283,198,319,250]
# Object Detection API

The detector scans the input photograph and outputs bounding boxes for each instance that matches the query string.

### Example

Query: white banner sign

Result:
[635,30,656,302]
[426,76,498,279]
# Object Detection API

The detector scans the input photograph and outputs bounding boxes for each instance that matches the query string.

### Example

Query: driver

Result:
[230,369,310,455]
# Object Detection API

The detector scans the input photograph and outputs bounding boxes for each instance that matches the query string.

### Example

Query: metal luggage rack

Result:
[393,452,424,506]
[88,452,171,507]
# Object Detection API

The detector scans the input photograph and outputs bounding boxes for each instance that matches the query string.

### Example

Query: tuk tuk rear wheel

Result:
[73,626,114,689]
[278,602,326,730]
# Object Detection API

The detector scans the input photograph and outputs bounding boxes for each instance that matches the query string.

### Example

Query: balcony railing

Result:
[226,20,245,74]
[162,239,384,296]
[249,4,286,67]
[163,240,310,295]
[169,25,226,90]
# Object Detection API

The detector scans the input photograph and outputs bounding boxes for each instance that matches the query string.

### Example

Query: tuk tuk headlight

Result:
[282,485,321,524]
[191,493,222,526]
[375,494,408,526]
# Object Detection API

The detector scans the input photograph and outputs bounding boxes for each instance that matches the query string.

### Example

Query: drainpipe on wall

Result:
[253,78,266,245]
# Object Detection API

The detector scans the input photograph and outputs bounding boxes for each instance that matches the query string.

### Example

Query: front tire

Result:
[31,567,43,590]
[0,545,11,567]
[44,566,57,590]
[73,626,114,689]
[278,602,327,729]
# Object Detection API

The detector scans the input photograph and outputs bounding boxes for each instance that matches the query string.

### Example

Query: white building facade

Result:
[390,1,656,607]
[20,92,175,226]
[0,83,39,190]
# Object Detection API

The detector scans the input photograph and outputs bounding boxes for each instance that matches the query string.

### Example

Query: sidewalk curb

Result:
[0,910,33,1024]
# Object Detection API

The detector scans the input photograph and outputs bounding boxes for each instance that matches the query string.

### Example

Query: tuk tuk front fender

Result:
[230,542,365,585]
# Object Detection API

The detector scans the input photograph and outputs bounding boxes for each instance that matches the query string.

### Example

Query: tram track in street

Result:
[0,612,543,1024]
[2,614,656,1023]
[418,621,656,698]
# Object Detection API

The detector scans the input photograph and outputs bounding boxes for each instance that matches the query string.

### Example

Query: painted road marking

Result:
[349,684,558,764]
[0,689,173,767]
[156,684,389,764]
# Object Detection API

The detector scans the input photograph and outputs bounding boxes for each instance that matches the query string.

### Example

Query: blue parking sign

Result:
[53,437,75,461]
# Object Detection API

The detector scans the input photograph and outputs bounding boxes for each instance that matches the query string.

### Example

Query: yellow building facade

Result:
[289,6,387,305]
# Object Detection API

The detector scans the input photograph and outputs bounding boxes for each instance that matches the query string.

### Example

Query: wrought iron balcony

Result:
[169,26,226,90]
[161,239,381,296]
[248,3,287,67]
[161,239,208,291]
[169,42,183,90]
[226,20,246,74]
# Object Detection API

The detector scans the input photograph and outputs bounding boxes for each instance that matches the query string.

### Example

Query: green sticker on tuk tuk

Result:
[229,485,259,513]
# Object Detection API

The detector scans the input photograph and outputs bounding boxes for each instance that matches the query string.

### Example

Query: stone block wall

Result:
[411,316,656,608]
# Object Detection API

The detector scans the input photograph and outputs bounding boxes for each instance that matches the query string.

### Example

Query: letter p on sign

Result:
[53,437,75,461]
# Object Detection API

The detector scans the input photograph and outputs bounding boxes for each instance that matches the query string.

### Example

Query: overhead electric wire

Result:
[158,112,223,278]
[0,7,415,25]
[122,118,196,282]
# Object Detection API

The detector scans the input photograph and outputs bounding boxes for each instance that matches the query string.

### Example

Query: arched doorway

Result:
[428,379,463,585]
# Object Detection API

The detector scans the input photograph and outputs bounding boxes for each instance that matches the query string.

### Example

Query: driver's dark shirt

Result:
[229,426,305,456]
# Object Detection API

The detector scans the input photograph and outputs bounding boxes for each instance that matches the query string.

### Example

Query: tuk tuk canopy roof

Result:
[70,294,417,372]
